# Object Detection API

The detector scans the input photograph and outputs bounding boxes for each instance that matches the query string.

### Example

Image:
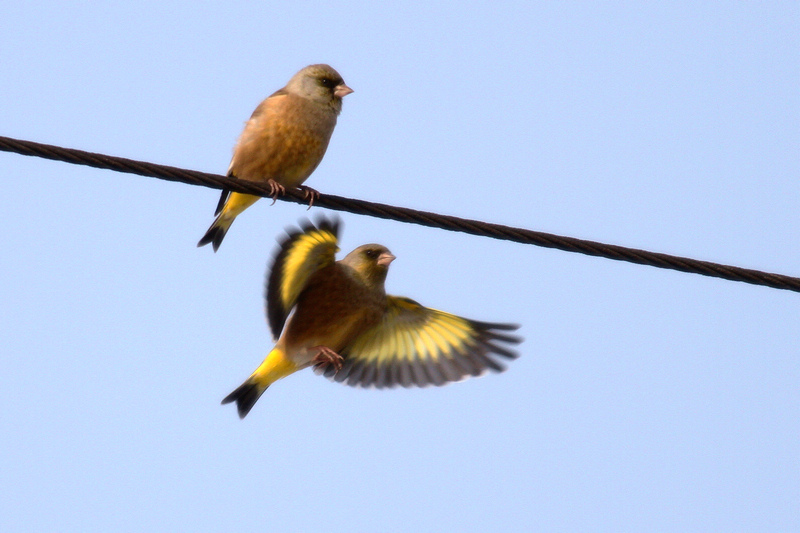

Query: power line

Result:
[2,134,798,293]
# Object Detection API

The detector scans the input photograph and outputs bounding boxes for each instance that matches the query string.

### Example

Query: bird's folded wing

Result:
[266,218,340,338]
[321,295,521,388]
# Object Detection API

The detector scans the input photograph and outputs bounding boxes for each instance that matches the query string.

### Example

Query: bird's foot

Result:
[267,179,287,205]
[297,185,320,210]
[312,346,344,372]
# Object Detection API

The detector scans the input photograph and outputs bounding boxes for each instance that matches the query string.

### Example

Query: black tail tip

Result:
[197,225,226,252]
[221,380,266,419]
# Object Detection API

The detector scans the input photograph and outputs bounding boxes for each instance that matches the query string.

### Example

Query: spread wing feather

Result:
[265,217,340,339]
[319,296,521,388]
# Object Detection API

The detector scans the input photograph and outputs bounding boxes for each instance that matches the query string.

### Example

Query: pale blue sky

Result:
[1,2,798,531]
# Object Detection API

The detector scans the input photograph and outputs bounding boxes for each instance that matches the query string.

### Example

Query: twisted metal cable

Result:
[2,134,798,293]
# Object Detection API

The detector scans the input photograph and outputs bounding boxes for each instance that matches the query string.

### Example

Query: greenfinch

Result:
[222,218,521,418]
[198,64,352,251]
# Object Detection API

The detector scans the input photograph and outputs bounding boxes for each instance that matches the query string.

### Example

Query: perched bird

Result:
[198,64,353,251]
[222,217,522,418]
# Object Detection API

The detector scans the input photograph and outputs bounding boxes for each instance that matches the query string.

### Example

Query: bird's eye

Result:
[320,78,336,89]
[364,249,378,259]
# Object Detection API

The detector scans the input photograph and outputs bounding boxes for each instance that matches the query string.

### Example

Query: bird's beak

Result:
[377,252,396,267]
[334,84,354,98]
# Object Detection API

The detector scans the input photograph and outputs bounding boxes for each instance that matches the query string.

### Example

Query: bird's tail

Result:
[197,191,260,251]
[197,214,233,252]
[221,347,298,418]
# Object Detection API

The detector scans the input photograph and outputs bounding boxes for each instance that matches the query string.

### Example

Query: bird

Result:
[221,217,522,418]
[197,64,353,252]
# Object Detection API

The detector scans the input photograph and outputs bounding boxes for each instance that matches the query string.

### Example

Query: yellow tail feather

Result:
[221,348,298,418]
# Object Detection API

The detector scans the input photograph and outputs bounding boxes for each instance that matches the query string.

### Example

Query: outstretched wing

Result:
[319,295,521,388]
[266,217,340,339]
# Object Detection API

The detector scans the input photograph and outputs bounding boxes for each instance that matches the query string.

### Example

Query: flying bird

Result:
[222,218,522,418]
[198,64,353,251]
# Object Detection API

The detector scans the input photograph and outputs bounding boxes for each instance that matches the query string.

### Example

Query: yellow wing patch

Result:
[266,218,340,338]
[320,296,521,388]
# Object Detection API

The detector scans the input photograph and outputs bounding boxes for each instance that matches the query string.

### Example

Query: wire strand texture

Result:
[2,134,798,293]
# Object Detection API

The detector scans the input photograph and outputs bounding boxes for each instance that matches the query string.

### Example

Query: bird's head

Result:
[289,64,353,113]
[341,244,395,291]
